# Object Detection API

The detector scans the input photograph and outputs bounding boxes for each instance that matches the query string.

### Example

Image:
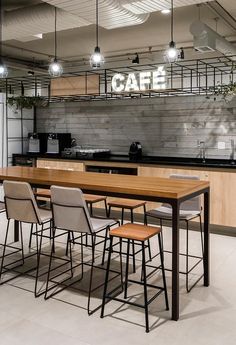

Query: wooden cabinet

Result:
[139,165,236,227]
[37,159,84,172]
[36,158,236,227]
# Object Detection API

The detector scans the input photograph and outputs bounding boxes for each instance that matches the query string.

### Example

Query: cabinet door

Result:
[37,159,84,172]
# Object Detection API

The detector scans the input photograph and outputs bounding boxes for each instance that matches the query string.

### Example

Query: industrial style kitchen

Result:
[0,0,236,344]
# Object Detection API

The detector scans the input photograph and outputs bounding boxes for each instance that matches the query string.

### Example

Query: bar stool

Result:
[101,223,169,333]
[34,189,108,216]
[107,199,150,272]
[0,180,52,297]
[44,185,119,314]
[145,174,204,292]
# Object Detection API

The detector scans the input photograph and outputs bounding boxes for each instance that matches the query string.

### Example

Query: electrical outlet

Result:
[218,142,226,150]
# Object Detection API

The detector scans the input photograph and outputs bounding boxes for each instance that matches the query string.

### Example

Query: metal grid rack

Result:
[0,55,235,102]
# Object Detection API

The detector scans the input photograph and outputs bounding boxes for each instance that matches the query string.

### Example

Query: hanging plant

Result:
[7,96,49,109]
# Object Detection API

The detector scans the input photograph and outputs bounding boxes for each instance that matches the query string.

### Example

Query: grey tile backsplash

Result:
[36,95,236,158]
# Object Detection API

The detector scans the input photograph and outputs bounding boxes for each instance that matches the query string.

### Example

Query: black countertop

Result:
[13,153,236,169]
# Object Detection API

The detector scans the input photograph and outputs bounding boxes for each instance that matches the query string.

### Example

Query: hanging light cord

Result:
[0,0,3,61]
[54,7,57,60]
[96,0,99,48]
[171,0,174,42]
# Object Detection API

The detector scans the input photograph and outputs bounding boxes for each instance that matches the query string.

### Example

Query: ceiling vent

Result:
[190,20,236,60]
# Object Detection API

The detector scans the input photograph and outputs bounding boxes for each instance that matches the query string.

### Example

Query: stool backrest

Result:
[3,180,41,223]
[164,174,201,212]
[51,185,93,234]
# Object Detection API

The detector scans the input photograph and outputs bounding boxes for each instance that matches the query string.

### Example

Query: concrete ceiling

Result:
[1,0,236,76]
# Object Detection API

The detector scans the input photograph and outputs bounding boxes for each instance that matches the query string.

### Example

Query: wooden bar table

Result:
[0,166,210,321]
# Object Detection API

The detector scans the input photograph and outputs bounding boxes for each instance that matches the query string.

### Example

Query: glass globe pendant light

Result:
[90,0,104,69]
[0,0,8,78]
[164,0,180,64]
[48,7,63,77]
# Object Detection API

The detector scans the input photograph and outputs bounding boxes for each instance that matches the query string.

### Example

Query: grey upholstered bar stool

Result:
[0,180,52,297]
[44,185,119,314]
[145,174,204,292]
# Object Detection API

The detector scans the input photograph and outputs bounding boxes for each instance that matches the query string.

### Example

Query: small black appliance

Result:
[129,142,142,160]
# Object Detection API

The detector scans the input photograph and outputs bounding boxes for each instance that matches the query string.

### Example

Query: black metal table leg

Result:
[203,188,210,287]
[14,220,19,242]
[171,200,180,321]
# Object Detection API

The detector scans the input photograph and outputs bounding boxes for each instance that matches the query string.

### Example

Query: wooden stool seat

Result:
[34,189,51,198]
[110,223,161,242]
[34,190,106,204]
[108,199,146,209]
[84,194,107,203]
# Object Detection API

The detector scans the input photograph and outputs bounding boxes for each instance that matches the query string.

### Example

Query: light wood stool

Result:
[101,223,169,333]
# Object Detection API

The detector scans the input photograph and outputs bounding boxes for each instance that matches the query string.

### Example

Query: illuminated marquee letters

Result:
[111,66,167,92]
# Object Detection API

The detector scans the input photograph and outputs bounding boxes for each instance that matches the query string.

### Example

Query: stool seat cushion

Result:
[146,206,200,221]
[91,217,117,232]
[108,199,146,209]
[110,223,161,241]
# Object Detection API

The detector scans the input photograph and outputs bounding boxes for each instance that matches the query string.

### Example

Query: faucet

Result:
[230,139,235,163]
[197,140,206,162]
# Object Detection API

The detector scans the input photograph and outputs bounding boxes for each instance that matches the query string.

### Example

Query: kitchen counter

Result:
[13,153,236,169]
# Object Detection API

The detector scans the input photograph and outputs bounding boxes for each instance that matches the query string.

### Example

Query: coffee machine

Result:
[28,133,40,153]
[129,142,142,160]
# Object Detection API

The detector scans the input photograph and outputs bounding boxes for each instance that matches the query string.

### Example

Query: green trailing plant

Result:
[7,95,49,109]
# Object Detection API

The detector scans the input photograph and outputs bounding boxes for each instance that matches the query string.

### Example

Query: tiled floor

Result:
[0,212,236,345]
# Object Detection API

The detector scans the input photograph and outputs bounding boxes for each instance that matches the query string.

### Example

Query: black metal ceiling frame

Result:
[0,54,234,101]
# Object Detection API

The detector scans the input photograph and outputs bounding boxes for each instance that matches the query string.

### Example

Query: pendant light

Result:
[48,7,63,77]
[0,0,8,78]
[164,0,180,64]
[90,0,104,69]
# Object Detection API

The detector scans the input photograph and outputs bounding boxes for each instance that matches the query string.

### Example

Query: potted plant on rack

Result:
[7,95,49,109]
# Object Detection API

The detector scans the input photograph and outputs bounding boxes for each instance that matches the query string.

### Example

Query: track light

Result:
[132,53,139,64]
[179,47,185,60]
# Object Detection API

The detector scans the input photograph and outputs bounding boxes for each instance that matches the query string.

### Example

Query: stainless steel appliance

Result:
[28,133,40,153]
[47,133,59,154]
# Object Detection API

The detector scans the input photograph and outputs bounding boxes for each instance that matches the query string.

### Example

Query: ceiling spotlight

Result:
[161,9,171,14]
[28,71,35,76]
[90,0,104,69]
[132,53,140,64]
[179,47,185,60]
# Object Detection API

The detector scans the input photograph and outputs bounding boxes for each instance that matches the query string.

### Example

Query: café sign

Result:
[111,66,167,93]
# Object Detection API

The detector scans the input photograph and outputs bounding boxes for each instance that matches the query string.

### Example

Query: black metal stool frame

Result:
[101,232,169,333]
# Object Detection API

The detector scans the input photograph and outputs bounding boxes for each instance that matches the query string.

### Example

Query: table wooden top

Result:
[0,166,209,200]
